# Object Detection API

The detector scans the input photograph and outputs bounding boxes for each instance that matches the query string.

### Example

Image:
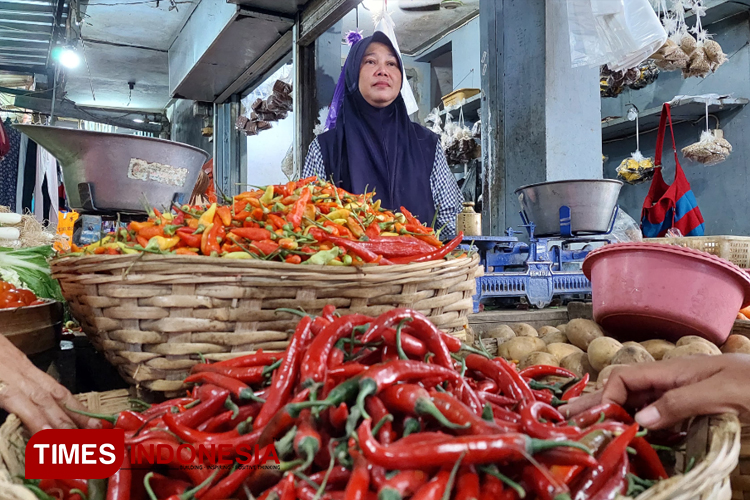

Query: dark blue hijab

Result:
[318,32,439,224]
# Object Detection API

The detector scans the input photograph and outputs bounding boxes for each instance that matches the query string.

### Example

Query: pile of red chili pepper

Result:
[26,307,670,500]
[63,177,466,266]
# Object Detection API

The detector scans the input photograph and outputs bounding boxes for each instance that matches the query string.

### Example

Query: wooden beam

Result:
[215,29,293,103]
[12,95,163,134]
[298,0,359,46]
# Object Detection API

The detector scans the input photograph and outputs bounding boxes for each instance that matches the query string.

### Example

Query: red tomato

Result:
[16,289,36,305]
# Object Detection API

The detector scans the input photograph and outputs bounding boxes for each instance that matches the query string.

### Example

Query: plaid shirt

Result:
[303,138,463,238]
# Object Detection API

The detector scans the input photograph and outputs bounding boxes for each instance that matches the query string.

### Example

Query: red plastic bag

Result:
[640,103,705,237]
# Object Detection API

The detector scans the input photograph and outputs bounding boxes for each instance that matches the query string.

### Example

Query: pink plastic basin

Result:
[582,242,750,344]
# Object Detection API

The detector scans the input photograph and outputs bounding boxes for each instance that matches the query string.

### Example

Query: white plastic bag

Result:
[374,12,419,115]
[567,0,666,71]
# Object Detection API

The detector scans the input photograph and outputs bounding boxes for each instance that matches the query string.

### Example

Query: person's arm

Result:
[430,144,464,239]
[0,335,100,433]
[560,354,750,429]
[302,138,326,180]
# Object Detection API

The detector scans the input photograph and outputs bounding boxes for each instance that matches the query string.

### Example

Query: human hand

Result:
[0,335,101,433]
[560,354,750,430]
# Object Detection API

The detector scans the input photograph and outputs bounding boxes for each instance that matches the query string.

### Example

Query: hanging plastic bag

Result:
[610,209,643,243]
[616,106,655,184]
[374,11,419,115]
[677,96,732,165]
[424,107,443,136]
[567,0,666,71]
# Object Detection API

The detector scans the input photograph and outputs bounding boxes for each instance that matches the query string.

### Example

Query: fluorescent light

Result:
[361,0,385,11]
[133,118,145,123]
[59,48,80,69]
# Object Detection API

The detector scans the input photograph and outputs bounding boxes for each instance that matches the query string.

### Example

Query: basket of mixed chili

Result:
[3,307,740,500]
[51,179,479,395]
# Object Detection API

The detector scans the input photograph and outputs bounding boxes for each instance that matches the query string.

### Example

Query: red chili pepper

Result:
[562,374,590,402]
[479,472,505,500]
[483,402,522,424]
[255,388,312,448]
[67,408,149,431]
[455,468,480,500]
[198,403,261,433]
[355,360,463,418]
[201,221,222,255]
[587,421,667,480]
[342,236,434,258]
[310,467,352,489]
[329,363,368,379]
[190,364,271,383]
[329,402,349,430]
[366,396,395,445]
[230,227,272,241]
[430,392,511,435]
[381,384,469,431]
[184,372,262,402]
[532,389,556,405]
[278,473,297,500]
[410,470,450,500]
[519,365,577,380]
[571,424,638,500]
[327,235,394,265]
[365,222,380,239]
[294,409,322,468]
[144,473,192,498]
[380,328,428,358]
[267,213,287,229]
[358,419,589,469]
[388,232,463,264]
[520,401,582,440]
[170,386,230,428]
[521,463,570,500]
[328,347,346,369]
[475,379,498,393]
[162,410,254,444]
[378,470,429,500]
[288,188,312,228]
[137,439,212,485]
[255,316,312,427]
[405,223,433,235]
[298,484,333,500]
[465,354,533,402]
[361,309,453,369]
[213,350,282,368]
[345,453,371,500]
[176,227,202,247]
[106,449,130,500]
[299,314,372,387]
[321,304,337,322]
[589,451,628,500]
[478,392,517,407]
[570,403,634,428]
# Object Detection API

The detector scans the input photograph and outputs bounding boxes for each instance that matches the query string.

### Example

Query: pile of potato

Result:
[480,319,750,387]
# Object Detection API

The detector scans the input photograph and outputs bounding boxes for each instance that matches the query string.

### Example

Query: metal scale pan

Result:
[15,125,209,213]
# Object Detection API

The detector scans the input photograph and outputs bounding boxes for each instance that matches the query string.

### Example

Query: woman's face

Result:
[358,41,402,108]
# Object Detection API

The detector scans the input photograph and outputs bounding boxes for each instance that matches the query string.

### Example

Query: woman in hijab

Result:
[302,32,463,237]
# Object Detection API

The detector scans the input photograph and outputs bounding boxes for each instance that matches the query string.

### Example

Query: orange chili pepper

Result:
[278,238,298,250]
[303,204,316,221]
[129,220,154,233]
[267,214,287,230]
[250,208,264,221]
[137,236,149,248]
[217,206,232,227]
[246,197,261,208]
[187,218,200,229]
[106,247,120,255]
[415,234,443,248]
[175,248,199,256]
[285,255,302,264]
[346,217,364,238]
[94,247,107,254]
[252,239,279,256]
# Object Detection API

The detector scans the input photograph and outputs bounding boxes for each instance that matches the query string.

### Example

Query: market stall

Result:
[3,0,750,498]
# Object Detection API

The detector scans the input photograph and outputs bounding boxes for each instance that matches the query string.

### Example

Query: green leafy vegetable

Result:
[0,246,63,301]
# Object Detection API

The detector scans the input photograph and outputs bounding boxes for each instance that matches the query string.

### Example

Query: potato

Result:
[546,343,582,363]
[497,337,547,361]
[596,364,626,390]
[640,339,676,360]
[538,326,562,337]
[587,337,623,372]
[610,345,655,366]
[487,325,516,343]
[566,319,604,350]
[721,335,750,354]
[560,352,597,379]
[518,351,559,370]
[675,336,722,355]
[622,341,641,349]
[511,323,539,337]
[663,343,720,359]
[541,331,568,345]
[557,323,568,334]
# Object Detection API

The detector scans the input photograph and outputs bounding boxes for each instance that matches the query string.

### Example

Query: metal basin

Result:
[515,179,623,236]
[15,125,209,212]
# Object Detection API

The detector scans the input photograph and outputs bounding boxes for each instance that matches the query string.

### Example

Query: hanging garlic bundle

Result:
[617,106,655,184]
[650,0,727,77]
[682,102,732,165]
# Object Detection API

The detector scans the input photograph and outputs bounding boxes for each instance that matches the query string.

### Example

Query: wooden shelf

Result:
[439,93,481,121]
[601,96,748,141]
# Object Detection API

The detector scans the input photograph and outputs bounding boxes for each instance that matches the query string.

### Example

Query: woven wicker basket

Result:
[0,392,739,500]
[731,424,750,499]
[0,390,131,500]
[52,254,480,395]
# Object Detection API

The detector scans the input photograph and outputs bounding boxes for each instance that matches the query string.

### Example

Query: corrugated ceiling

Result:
[0,0,69,72]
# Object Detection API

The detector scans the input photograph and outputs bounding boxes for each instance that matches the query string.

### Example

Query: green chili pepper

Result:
[304,248,340,266]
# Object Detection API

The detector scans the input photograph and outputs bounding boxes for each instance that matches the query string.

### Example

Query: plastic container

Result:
[582,242,750,344]
[442,88,480,108]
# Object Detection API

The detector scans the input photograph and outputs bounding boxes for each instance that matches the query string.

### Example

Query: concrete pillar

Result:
[479,0,602,235]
